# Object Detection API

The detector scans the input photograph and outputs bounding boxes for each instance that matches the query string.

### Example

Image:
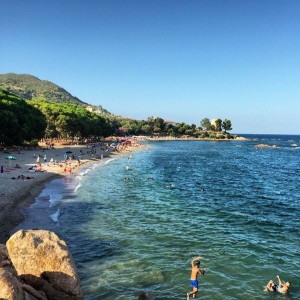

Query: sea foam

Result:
[50,209,60,223]
[105,158,115,165]
[49,193,63,207]
[74,183,81,192]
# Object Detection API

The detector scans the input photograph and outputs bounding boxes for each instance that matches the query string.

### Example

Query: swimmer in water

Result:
[138,292,148,300]
[264,275,291,294]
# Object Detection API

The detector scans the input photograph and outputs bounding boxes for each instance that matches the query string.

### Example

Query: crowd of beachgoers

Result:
[0,137,146,243]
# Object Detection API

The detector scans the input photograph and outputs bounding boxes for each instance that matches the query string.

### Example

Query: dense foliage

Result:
[116,116,233,139]
[29,98,114,141]
[0,89,47,145]
[0,75,234,146]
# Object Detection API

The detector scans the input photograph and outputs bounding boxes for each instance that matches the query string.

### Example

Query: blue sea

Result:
[16,135,300,299]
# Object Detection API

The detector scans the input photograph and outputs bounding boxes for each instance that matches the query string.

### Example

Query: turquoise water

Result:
[17,137,300,299]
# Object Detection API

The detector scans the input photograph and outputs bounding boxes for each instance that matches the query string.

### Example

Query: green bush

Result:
[200,131,209,138]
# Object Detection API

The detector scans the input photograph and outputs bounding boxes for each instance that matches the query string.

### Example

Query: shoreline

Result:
[0,136,249,243]
[0,170,63,243]
[0,140,145,243]
[137,136,249,141]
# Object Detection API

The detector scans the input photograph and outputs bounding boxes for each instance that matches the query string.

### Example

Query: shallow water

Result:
[17,136,300,299]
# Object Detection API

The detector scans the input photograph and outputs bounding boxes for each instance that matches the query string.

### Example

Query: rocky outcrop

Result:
[0,268,24,300]
[1,230,83,300]
[255,143,280,148]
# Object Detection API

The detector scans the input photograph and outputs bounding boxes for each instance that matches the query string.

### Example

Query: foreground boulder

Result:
[6,230,83,300]
[0,268,24,300]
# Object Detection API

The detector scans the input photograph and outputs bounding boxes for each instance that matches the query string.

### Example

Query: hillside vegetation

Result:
[0,73,111,115]
[0,89,47,145]
[0,73,234,146]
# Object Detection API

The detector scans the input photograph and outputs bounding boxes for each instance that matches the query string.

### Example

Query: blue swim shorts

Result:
[190,280,198,289]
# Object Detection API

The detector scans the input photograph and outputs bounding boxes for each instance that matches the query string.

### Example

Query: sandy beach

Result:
[0,139,144,243]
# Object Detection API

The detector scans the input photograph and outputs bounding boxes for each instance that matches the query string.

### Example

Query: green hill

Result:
[0,73,111,115]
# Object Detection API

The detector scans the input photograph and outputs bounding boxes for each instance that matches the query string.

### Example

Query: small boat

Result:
[290,144,298,147]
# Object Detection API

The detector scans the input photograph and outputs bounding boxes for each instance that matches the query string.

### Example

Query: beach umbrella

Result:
[6,155,16,166]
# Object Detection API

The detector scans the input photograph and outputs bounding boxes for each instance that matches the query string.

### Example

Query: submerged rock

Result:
[6,229,83,300]
[255,143,280,148]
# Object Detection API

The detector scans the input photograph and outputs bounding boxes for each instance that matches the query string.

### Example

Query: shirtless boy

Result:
[187,256,206,299]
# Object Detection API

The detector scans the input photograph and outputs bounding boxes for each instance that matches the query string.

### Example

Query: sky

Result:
[1,0,300,134]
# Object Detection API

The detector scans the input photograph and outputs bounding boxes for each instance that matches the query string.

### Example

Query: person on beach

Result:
[264,275,291,294]
[187,256,206,299]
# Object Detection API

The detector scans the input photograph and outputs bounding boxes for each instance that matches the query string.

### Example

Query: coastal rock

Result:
[22,284,48,300]
[0,243,9,264]
[6,230,83,300]
[255,143,280,148]
[0,268,24,300]
[0,243,18,278]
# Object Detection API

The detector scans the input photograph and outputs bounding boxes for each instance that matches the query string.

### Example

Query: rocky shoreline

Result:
[0,139,146,299]
[0,229,83,300]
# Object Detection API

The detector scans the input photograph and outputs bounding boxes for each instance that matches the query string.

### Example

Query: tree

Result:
[222,119,232,133]
[28,98,114,140]
[119,119,142,135]
[0,89,46,145]
[154,117,165,131]
[153,126,161,135]
[200,118,211,131]
[163,122,174,136]
[215,119,222,132]
[141,124,151,135]
[176,123,191,135]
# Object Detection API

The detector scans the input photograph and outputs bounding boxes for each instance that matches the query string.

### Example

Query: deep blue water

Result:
[16,135,300,299]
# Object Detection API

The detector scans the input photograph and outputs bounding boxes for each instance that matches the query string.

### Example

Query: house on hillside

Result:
[164,120,176,126]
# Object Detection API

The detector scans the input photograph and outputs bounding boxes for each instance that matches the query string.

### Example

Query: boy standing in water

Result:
[187,256,206,299]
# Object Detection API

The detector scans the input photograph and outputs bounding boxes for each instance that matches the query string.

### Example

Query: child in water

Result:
[187,256,206,299]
